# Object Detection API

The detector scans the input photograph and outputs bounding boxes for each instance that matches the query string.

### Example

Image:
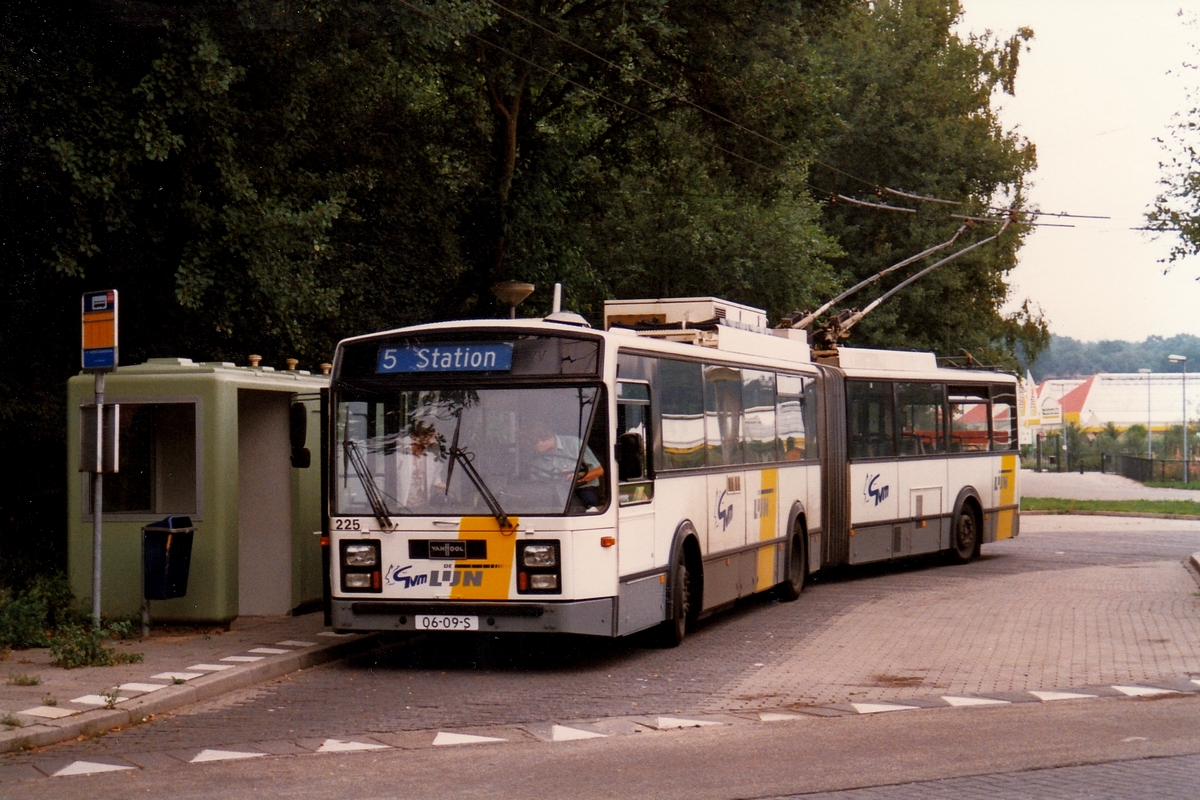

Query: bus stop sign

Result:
[82,290,118,372]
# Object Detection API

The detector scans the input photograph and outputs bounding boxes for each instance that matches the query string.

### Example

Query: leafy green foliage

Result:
[0,575,78,649]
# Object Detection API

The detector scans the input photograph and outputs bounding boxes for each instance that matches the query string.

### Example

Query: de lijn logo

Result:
[864,474,890,506]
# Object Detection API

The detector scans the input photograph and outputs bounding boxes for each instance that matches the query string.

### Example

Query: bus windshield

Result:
[335,386,607,518]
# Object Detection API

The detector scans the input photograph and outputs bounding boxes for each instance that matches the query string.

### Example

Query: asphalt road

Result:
[5,515,1200,798]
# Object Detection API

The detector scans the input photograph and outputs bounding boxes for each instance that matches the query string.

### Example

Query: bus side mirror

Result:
[290,402,311,469]
[617,432,644,482]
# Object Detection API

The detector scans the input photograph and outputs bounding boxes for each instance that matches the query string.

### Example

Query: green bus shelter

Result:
[67,358,328,623]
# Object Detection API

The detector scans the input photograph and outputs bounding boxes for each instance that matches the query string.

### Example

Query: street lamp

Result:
[1138,369,1152,460]
[1169,355,1188,483]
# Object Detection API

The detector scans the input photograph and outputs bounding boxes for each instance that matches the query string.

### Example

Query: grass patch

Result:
[1,713,22,729]
[1022,497,1200,516]
[6,673,39,686]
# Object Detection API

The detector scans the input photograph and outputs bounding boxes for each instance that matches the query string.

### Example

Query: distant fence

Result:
[1102,454,1195,483]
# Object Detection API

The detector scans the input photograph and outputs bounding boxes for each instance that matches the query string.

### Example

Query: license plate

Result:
[415,614,478,631]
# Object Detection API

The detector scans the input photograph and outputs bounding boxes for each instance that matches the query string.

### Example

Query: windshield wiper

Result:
[343,439,393,530]
[445,409,512,530]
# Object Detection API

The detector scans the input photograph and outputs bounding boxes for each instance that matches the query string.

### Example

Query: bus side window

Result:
[704,365,744,466]
[617,382,653,505]
[777,374,807,461]
[847,381,896,459]
[991,386,1017,450]
[896,383,945,456]
[742,370,776,463]
[949,385,990,452]
[659,359,705,469]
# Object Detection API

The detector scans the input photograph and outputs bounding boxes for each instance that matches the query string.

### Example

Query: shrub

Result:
[49,623,114,668]
[0,574,79,650]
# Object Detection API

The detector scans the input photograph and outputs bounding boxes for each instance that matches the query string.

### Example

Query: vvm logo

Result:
[716,490,735,531]
[385,565,428,589]
[863,474,889,506]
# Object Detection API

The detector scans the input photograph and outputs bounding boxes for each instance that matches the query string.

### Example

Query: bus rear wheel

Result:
[776,531,806,602]
[950,504,979,564]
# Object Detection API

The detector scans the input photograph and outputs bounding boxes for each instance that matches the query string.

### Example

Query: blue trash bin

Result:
[143,515,195,600]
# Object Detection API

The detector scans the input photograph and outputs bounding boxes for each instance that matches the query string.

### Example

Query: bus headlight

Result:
[516,541,561,595]
[344,543,378,567]
[340,539,382,593]
[521,544,557,568]
[344,573,373,589]
[529,575,558,590]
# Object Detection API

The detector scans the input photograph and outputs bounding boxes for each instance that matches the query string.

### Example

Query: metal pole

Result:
[92,372,105,628]
[1184,362,1189,485]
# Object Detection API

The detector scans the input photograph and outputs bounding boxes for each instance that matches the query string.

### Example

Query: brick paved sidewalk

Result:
[0,613,376,754]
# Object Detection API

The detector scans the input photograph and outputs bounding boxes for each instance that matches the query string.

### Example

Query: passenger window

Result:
[896,383,945,456]
[949,385,990,452]
[777,374,810,461]
[991,386,1017,450]
[847,381,895,459]
[742,371,777,463]
[85,402,198,514]
[617,382,654,505]
[659,359,705,469]
[704,365,744,466]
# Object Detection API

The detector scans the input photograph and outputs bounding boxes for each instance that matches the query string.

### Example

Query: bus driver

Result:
[525,421,605,510]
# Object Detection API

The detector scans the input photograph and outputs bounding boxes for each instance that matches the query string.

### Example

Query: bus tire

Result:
[950,502,980,564]
[656,545,694,648]
[776,528,806,602]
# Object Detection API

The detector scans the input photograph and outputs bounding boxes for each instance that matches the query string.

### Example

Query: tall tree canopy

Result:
[1,0,1042,580]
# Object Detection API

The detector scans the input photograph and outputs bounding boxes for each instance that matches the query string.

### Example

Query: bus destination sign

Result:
[377,343,514,374]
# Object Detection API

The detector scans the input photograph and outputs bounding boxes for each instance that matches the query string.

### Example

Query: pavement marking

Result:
[248,647,291,655]
[220,655,265,662]
[851,702,921,714]
[432,732,507,746]
[52,761,135,777]
[652,716,723,730]
[759,712,804,721]
[18,705,78,719]
[190,749,266,763]
[550,725,607,741]
[151,672,203,681]
[316,738,390,753]
[187,663,234,672]
[1123,736,1149,742]
[119,683,169,693]
[1193,679,1200,687]
[1031,690,1098,702]
[316,631,354,637]
[70,694,128,706]
[1112,685,1177,697]
[942,696,1011,707]
[276,640,316,647]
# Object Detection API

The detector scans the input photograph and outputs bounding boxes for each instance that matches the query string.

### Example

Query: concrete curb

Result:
[0,632,382,755]
[1023,510,1200,521]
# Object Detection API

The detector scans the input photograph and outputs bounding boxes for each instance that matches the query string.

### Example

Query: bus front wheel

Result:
[656,554,691,648]
[950,504,979,564]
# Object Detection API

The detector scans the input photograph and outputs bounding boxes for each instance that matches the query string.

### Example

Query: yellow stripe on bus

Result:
[996,454,1017,540]
[449,516,519,600]
[756,468,779,591]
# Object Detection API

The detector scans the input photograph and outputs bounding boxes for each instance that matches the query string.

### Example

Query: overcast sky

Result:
[957,1,1200,343]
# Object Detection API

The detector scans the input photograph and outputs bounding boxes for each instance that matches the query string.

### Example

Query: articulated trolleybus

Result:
[326,297,1018,645]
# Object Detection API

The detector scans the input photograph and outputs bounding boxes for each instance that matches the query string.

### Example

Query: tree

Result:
[804,0,1045,368]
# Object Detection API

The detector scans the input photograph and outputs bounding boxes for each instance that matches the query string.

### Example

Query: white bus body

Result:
[324,298,1018,642]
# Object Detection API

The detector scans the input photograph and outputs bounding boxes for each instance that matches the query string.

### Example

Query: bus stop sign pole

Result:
[82,290,118,627]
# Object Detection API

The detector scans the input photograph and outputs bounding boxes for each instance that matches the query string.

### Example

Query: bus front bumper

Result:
[330,597,617,637]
